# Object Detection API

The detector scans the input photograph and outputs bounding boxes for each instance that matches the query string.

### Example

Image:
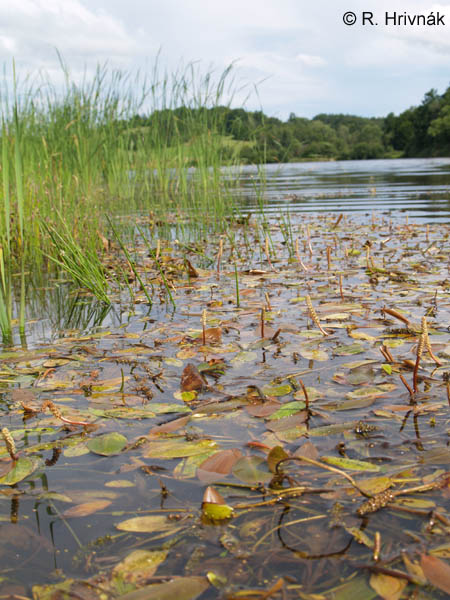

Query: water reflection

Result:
[232,157,450,222]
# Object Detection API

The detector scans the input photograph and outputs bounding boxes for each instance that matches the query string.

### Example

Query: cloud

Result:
[0,0,142,73]
[0,0,448,118]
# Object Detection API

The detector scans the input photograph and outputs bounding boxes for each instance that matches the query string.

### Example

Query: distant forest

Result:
[127,84,450,164]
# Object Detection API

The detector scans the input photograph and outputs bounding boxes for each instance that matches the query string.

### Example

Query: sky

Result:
[1,0,450,120]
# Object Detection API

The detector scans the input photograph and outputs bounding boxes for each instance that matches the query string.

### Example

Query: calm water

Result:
[233,157,450,222]
[9,157,450,347]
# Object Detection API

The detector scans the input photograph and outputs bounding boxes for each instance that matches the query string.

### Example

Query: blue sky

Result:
[1,0,450,119]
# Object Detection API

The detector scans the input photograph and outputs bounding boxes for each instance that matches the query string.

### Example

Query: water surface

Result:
[233,157,450,222]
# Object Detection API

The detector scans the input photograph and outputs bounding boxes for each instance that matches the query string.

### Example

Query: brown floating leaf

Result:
[246,401,281,417]
[294,441,319,460]
[148,415,191,436]
[119,576,209,600]
[420,554,450,594]
[62,500,111,518]
[204,327,222,343]
[181,364,205,392]
[185,258,199,278]
[197,449,242,483]
[202,486,226,505]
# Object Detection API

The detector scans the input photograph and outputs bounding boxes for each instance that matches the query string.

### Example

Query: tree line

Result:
[126,83,450,164]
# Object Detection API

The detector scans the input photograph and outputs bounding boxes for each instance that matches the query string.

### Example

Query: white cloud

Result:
[0,0,448,118]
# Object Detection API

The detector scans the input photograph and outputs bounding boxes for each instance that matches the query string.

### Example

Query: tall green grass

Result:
[0,57,254,341]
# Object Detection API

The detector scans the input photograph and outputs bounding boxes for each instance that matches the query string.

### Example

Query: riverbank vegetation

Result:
[130,83,450,164]
[0,61,249,343]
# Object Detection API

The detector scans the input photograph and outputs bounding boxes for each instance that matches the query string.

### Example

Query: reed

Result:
[0,57,254,310]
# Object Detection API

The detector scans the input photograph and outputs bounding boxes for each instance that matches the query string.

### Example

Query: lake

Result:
[1,157,450,599]
[233,157,450,222]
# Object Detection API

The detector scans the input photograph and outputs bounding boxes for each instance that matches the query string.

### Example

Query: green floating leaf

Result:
[261,384,292,397]
[334,343,365,356]
[119,576,209,600]
[231,351,258,364]
[381,364,393,375]
[202,502,234,521]
[112,549,168,583]
[299,347,329,361]
[0,457,38,486]
[346,386,389,401]
[266,401,306,420]
[232,456,272,484]
[321,456,380,472]
[267,445,289,473]
[309,422,358,437]
[87,432,127,456]
[143,438,217,459]
[370,573,407,600]
[116,515,185,534]
[100,408,156,419]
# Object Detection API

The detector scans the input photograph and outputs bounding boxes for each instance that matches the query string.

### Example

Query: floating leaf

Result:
[87,432,127,456]
[202,502,234,521]
[63,500,111,518]
[348,330,377,341]
[334,343,365,356]
[299,347,329,361]
[267,445,289,473]
[143,438,217,459]
[173,390,198,402]
[346,386,389,401]
[112,549,168,583]
[261,384,292,397]
[0,457,38,485]
[197,449,242,483]
[232,456,271,484]
[266,401,306,419]
[105,480,135,488]
[321,456,380,471]
[357,476,392,496]
[421,554,450,594]
[119,576,209,600]
[181,364,204,392]
[116,515,185,534]
[231,351,258,364]
[64,443,89,457]
[369,573,407,600]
